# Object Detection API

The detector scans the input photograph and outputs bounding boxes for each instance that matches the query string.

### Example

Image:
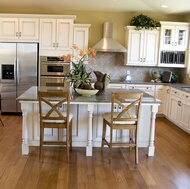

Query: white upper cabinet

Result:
[160,22,189,51]
[0,17,39,41]
[73,24,91,50]
[40,18,74,51]
[158,21,190,68]
[125,26,159,66]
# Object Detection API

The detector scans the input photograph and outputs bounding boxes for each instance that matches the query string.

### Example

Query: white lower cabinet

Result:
[168,87,190,133]
[168,88,181,125]
[155,85,170,115]
[178,92,190,131]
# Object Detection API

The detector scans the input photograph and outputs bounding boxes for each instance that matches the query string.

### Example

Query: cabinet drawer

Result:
[181,91,190,102]
[127,85,155,91]
[108,84,126,89]
[170,88,181,97]
[126,84,155,96]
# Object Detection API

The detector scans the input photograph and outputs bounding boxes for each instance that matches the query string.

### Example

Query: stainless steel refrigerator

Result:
[0,42,39,113]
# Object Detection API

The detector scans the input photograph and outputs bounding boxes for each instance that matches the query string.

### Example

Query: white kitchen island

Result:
[17,86,161,157]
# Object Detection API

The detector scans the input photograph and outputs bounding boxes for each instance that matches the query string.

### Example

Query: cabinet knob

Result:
[178,101,181,106]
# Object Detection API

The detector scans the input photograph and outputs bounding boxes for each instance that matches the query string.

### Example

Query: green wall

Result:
[0,8,188,47]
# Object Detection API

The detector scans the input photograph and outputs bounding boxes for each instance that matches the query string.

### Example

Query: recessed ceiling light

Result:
[161,5,168,8]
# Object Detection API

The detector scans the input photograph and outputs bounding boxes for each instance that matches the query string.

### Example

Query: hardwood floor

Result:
[0,115,190,189]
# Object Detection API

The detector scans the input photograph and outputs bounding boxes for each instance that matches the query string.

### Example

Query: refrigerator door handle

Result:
[14,58,17,84]
[17,58,20,85]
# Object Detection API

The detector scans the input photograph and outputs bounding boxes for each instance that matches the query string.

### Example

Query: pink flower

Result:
[61,44,96,63]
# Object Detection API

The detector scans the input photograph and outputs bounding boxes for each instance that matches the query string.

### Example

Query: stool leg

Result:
[0,119,4,126]
[101,119,106,151]
[39,127,44,162]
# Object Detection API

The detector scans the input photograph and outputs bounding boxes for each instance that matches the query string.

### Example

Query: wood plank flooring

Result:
[0,115,190,189]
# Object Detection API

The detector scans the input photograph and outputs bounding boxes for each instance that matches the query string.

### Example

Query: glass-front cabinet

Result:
[160,22,189,51]
[158,21,190,68]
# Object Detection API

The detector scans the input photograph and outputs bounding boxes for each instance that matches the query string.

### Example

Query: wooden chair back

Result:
[111,92,143,127]
[38,91,70,129]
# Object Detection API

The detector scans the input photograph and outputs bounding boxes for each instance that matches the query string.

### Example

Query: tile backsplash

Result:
[87,52,190,85]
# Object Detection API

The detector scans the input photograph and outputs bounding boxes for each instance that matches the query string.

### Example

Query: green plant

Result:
[129,14,160,30]
[62,44,96,89]
[68,57,93,89]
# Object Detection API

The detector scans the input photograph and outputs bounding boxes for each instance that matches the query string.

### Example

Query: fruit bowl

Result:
[75,88,99,97]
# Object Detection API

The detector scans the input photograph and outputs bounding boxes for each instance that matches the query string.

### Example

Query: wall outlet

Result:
[114,104,118,112]
[118,106,122,112]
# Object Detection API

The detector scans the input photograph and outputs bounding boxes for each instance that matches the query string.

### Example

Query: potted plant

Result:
[61,44,96,90]
[129,14,160,30]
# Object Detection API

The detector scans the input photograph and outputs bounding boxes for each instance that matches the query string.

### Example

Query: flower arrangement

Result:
[60,44,96,89]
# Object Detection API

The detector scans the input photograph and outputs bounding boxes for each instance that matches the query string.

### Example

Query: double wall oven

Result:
[40,56,70,87]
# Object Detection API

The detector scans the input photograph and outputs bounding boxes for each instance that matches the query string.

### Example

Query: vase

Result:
[94,71,110,93]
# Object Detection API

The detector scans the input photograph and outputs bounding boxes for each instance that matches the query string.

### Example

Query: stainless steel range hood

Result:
[92,22,126,52]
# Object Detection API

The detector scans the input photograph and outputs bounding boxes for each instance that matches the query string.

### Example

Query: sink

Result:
[181,87,190,91]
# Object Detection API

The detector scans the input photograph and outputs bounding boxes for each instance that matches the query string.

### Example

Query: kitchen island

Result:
[17,86,161,157]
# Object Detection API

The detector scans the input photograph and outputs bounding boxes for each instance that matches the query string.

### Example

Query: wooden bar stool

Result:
[38,91,73,162]
[101,92,143,163]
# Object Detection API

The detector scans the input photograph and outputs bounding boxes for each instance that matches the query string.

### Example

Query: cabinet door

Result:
[56,19,73,50]
[19,18,39,41]
[0,18,19,40]
[178,99,190,131]
[143,30,159,66]
[40,19,56,49]
[160,24,189,50]
[175,26,189,50]
[155,85,165,114]
[127,29,144,65]
[160,25,175,50]
[168,94,180,124]
[73,24,90,50]
[164,86,170,116]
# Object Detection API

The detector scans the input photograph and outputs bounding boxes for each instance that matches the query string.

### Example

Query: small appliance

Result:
[162,71,173,83]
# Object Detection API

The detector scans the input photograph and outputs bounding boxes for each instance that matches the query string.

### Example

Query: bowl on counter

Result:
[75,88,99,97]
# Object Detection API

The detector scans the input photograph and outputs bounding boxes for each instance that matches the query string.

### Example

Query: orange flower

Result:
[61,44,96,63]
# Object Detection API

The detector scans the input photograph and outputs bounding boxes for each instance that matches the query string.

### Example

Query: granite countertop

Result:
[17,86,161,104]
[110,80,190,93]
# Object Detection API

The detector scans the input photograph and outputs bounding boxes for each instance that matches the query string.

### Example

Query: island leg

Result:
[86,104,94,156]
[148,105,159,156]
[21,103,29,155]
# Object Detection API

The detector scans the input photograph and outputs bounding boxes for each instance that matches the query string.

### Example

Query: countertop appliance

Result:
[162,71,173,83]
[0,42,39,113]
[40,56,70,87]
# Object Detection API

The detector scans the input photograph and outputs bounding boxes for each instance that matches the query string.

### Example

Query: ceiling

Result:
[0,0,190,15]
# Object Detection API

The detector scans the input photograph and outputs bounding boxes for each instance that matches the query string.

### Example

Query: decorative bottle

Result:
[125,70,131,83]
